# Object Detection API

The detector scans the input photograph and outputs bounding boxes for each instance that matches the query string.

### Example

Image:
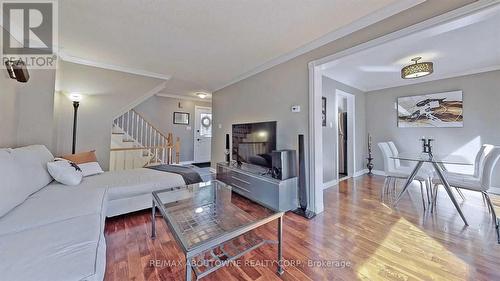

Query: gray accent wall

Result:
[366,70,500,186]
[0,72,18,148]
[322,76,366,184]
[211,0,473,213]
[133,96,211,162]
[0,69,56,151]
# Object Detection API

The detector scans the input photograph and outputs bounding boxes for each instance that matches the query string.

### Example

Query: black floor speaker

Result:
[292,134,316,219]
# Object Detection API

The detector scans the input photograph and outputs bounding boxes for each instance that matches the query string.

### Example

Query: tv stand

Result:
[216,162,298,212]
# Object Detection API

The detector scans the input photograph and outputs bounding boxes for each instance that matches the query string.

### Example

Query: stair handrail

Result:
[110,145,171,152]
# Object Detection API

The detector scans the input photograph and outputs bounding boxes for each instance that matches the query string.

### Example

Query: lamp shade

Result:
[69,93,83,102]
[401,57,433,79]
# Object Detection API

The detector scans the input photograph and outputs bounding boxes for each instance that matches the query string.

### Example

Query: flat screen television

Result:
[232,121,277,168]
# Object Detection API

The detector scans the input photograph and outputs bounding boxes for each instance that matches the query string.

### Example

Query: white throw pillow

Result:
[78,162,104,177]
[47,160,83,186]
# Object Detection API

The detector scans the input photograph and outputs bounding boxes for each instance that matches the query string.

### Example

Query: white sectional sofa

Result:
[0,145,188,281]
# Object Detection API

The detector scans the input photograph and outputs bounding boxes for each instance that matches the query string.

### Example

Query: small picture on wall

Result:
[173,112,190,125]
[322,97,327,127]
[397,90,463,128]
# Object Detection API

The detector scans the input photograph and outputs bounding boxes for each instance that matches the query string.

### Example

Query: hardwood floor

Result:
[104,175,500,281]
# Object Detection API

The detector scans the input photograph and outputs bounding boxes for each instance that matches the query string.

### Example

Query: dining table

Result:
[391,152,473,226]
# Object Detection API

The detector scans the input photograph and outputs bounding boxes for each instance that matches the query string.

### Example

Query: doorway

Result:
[335,90,355,182]
[193,106,212,164]
[337,95,348,179]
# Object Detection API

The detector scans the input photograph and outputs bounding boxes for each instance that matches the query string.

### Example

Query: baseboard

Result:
[323,179,338,189]
[179,161,194,165]
[371,169,386,176]
[353,169,368,177]
[489,186,500,196]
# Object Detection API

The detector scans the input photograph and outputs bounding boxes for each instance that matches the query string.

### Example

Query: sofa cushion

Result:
[54,168,185,200]
[0,213,105,281]
[79,161,104,177]
[10,145,54,194]
[0,184,107,236]
[0,149,24,217]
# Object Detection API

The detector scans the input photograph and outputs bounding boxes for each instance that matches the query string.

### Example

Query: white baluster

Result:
[140,118,144,146]
[136,113,139,143]
[123,112,127,133]
[149,125,152,147]
[130,111,133,135]
[131,111,135,140]
[134,112,138,141]
[163,146,166,164]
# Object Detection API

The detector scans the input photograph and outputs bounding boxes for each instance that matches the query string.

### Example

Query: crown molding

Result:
[59,51,171,80]
[156,93,212,102]
[212,0,426,92]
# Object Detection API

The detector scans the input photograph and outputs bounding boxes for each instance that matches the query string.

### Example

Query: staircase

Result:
[110,109,180,171]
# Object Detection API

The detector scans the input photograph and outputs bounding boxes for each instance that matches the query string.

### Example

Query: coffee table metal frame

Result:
[151,182,284,280]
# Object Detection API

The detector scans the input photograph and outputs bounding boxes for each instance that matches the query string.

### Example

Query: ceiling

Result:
[322,4,500,92]
[57,0,416,97]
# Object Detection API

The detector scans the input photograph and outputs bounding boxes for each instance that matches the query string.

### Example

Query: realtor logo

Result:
[1,1,57,68]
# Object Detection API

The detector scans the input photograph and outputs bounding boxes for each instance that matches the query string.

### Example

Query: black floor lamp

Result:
[69,93,82,154]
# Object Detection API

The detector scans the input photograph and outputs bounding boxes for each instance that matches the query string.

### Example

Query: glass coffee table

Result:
[151,180,284,280]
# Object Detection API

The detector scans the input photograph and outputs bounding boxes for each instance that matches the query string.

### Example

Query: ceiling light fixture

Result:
[401,57,433,79]
[196,92,208,99]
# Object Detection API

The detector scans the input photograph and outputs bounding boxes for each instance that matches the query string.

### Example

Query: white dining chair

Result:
[432,146,500,229]
[387,141,402,169]
[387,141,433,205]
[443,144,494,179]
[431,144,494,210]
[378,142,431,210]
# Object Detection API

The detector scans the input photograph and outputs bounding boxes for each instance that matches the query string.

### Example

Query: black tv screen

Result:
[232,121,277,168]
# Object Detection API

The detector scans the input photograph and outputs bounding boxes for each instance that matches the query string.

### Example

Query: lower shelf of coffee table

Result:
[190,231,276,279]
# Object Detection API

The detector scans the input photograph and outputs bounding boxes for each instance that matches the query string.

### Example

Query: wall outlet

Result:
[291,105,301,112]
[218,124,222,129]
[186,126,191,131]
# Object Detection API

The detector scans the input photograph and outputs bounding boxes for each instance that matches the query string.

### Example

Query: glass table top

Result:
[391,152,473,165]
[152,180,277,252]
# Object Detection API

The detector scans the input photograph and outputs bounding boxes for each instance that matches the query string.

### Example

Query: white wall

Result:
[133,95,211,162]
[322,76,366,184]
[366,70,500,186]
[54,61,165,170]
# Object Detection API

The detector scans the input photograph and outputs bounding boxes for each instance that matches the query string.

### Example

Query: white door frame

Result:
[193,106,212,163]
[307,0,494,214]
[335,90,356,182]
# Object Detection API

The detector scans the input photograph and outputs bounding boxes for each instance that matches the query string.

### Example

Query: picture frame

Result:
[173,112,190,125]
[397,90,463,128]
